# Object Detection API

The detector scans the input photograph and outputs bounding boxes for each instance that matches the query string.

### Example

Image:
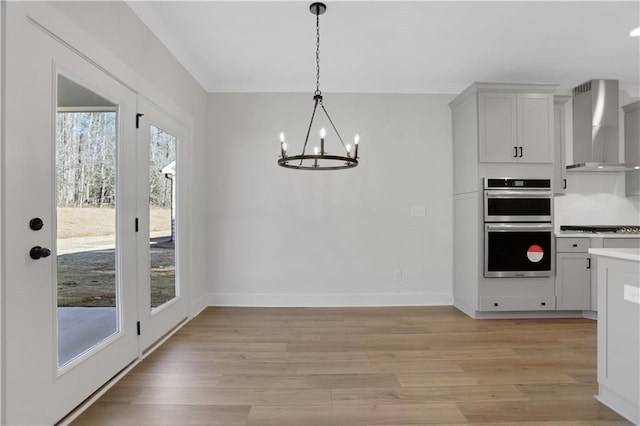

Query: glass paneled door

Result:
[136,97,190,351]
[3,7,138,425]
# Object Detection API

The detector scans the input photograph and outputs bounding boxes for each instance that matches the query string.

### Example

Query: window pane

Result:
[149,125,177,309]
[56,76,119,367]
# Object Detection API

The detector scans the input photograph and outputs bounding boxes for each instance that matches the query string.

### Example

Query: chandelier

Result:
[278,2,359,171]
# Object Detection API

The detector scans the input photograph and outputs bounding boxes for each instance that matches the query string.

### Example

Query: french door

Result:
[4,11,139,425]
[3,7,188,425]
[136,97,189,351]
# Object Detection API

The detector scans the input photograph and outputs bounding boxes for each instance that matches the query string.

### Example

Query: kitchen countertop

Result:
[556,232,640,239]
[588,248,640,262]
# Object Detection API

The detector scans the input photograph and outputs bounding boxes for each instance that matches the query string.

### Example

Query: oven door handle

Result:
[485,223,553,232]
[484,190,553,198]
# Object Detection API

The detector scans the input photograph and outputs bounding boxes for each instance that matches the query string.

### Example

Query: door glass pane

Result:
[56,75,119,367]
[149,125,177,309]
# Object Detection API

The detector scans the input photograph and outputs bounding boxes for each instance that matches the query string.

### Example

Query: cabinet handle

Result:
[572,243,578,247]
[513,146,518,158]
[518,146,523,158]
[587,258,591,269]
[563,179,567,190]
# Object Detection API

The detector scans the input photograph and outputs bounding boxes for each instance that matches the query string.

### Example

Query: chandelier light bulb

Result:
[354,134,360,144]
[314,146,319,155]
[320,128,326,138]
[280,132,285,142]
[346,144,351,153]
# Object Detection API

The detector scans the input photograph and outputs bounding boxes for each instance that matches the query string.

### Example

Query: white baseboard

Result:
[190,293,209,317]
[596,387,639,425]
[205,292,454,307]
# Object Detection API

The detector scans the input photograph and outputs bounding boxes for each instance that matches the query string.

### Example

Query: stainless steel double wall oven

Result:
[483,178,554,278]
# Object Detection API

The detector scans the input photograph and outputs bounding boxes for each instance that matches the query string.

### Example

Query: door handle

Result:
[518,146,523,158]
[513,146,518,158]
[30,246,51,260]
[587,258,591,269]
[563,179,567,190]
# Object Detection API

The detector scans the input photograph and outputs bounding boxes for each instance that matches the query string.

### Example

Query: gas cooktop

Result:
[560,225,640,234]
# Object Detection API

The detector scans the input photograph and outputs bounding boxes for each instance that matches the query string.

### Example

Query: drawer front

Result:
[556,237,589,253]
[479,296,556,311]
[603,238,640,249]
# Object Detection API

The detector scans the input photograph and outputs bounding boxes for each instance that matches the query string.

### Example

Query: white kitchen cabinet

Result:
[553,96,570,195]
[556,253,591,310]
[624,101,640,196]
[478,92,554,164]
[555,237,591,310]
[556,237,640,312]
[478,93,518,162]
[450,82,558,318]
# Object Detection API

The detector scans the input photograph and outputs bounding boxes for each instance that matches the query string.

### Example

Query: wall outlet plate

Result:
[411,206,426,217]
[624,285,640,305]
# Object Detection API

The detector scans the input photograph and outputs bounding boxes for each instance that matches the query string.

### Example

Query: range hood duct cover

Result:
[567,79,636,172]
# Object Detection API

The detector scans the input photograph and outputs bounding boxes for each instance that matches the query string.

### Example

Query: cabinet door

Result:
[624,106,640,196]
[553,98,569,195]
[478,93,518,163]
[518,94,554,163]
[556,253,591,310]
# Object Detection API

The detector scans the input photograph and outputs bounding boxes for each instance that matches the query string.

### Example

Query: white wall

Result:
[52,1,210,312]
[206,93,454,306]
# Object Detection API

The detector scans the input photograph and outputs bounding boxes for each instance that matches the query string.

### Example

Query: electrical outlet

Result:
[411,205,426,217]
[624,285,640,305]
[393,269,403,281]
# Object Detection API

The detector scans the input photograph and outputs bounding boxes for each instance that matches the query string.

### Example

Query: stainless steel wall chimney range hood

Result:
[567,79,638,172]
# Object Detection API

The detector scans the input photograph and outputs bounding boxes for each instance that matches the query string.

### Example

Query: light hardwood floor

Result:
[71,306,632,425]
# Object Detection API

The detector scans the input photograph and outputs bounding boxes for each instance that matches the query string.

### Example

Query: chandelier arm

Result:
[320,103,347,149]
[299,99,320,166]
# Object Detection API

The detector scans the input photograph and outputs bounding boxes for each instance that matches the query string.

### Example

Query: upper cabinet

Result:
[624,101,640,196]
[478,93,517,162]
[450,82,558,195]
[478,91,554,163]
[553,96,571,195]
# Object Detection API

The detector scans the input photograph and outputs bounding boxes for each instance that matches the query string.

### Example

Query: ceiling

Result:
[127,1,640,95]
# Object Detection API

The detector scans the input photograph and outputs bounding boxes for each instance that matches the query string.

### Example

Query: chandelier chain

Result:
[315,10,321,96]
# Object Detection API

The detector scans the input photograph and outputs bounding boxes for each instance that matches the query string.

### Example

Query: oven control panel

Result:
[485,178,551,189]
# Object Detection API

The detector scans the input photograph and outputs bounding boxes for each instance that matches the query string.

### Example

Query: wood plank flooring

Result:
[71,306,632,426]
